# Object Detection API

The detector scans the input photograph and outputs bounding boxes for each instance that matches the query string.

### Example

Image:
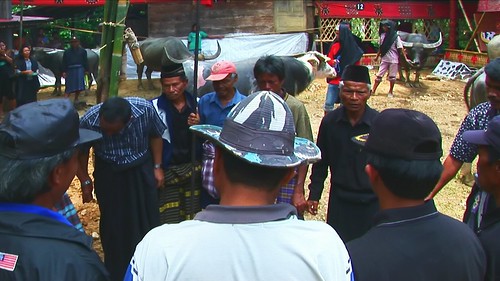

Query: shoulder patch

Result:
[0,252,18,271]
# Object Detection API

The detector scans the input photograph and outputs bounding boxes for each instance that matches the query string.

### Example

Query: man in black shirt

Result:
[308,65,379,242]
[151,63,201,223]
[347,109,486,281]
[463,115,500,281]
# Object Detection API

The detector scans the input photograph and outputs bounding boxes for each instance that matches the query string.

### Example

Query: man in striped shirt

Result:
[78,97,167,281]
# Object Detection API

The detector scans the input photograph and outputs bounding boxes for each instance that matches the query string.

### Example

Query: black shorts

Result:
[0,77,14,100]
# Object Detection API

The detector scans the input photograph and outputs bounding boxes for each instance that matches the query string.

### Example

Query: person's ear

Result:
[278,168,296,188]
[365,164,380,185]
[495,160,500,172]
[48,162,65,189]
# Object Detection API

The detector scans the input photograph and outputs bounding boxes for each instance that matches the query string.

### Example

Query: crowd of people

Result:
[0,36,88,118]
[1,24,500,281]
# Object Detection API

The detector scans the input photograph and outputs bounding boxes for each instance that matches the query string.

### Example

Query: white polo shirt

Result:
[125,204,353,281]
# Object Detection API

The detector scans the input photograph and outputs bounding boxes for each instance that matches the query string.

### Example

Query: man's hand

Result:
[292,192,308,216]
[154,168,164,188]
[188,112,200,126]
[81,180,94,203]
[307,200,319,215]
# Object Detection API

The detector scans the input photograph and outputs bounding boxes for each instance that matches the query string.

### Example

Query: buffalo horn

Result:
[164,46,193,64]
[202,41,222,61]
[423,32,442,49]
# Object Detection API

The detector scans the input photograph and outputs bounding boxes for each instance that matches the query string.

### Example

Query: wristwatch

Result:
[154,163,162,169]
[82,179,92,186]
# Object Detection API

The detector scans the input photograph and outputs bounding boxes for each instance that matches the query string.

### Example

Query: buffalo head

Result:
[164,40,221,64]
[400,32,442,68]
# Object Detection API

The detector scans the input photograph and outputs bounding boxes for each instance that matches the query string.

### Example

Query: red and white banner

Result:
[315,1,477,19]
[12,0,213,6]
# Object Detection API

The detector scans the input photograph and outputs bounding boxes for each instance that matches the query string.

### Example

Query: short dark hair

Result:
[253,55,286,81]
[220,148,291,191]
[99,97,132,124]
[0,148,75,203]
[367,152,443,200]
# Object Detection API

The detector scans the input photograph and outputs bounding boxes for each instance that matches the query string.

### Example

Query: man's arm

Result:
[292,165,308,215]
[150,135,164,188]
[76,147,94,203]
[426,154,464,200]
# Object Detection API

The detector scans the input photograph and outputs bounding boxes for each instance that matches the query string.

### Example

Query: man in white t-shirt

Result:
[124,91,353,281]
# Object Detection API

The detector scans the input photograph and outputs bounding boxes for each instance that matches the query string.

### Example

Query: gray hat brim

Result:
[78,128,102,146]
[190,124,321,167]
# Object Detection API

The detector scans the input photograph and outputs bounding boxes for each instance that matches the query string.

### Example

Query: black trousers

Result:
[327,189,379,242]
[94,155,160,281]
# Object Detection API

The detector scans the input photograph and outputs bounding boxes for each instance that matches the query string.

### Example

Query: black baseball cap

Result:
[353,109,442,160]
[463,115,500,152]
[0,99,102,160]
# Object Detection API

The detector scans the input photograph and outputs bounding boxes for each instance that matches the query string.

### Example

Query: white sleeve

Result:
[317,230,354,281]
[124,230,169,281]
[396,36,403,49]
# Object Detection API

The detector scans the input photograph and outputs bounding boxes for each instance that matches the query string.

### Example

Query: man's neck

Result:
[376,182,425,210]
[219,184,278,206]
[218,90,236,107]
[345,108,366,126]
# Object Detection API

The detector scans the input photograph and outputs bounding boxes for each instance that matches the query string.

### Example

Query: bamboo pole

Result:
[109,0,130,97]
[465,12,485,53]
[189,0,201,220]
[96,0,118,103]
[457,0,480,51]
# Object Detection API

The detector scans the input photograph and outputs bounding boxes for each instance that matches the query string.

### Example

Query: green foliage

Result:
[12,5,104,49]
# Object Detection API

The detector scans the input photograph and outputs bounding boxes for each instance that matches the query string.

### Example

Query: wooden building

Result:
[144,1,316,38]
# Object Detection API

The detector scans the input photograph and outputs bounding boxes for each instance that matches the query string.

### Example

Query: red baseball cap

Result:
[206,61,237,81]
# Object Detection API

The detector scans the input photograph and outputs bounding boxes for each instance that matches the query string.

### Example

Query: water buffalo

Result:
[398,32,442,87]
[182,51,336,97]
[464,35,500,110]
[31,47,99,96]
[137,37,221,90]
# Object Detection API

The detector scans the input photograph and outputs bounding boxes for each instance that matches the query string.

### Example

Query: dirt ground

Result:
[37,68,473,259]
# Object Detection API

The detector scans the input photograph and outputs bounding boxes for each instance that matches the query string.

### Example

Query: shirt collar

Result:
[209,89,243,108]
[333,105,377,126]
[373,200,438,227]
[157,91,195,111]
[480,207,500,231]
[195,203,298,224]
[0,203,73,227]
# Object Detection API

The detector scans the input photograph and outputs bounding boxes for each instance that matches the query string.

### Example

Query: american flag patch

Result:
[0,252,18,271]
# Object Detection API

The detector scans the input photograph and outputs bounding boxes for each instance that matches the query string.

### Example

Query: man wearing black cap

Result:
[62,36,88,103]
[78,97,167,281]
[125,91,353,281]
[308,65,379,242]
[428,58,500,230]
[347,109,486,281]
[463,115,500,281]
[0,99,108,280]
[151,63,201,223]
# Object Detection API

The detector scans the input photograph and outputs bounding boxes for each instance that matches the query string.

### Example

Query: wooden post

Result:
[449,0,457,49]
